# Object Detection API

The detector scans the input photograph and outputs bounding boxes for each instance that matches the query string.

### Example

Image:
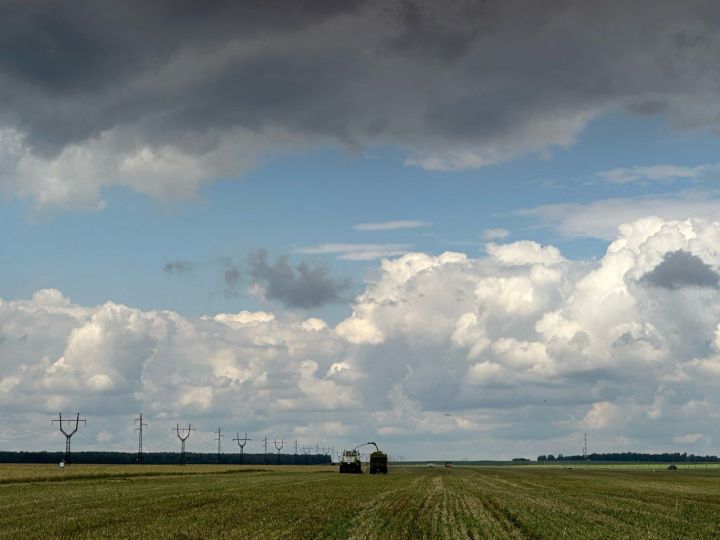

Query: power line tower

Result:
[173,424,195,465]
[134,413,148,463]
[582,432,588,461]
[294,439,298,465]
[51,412,86,464]
[273,439,285,465]
[302,444,311,465]
[215,427,224,464]
[263,435,268,465]
[233,433,251,464]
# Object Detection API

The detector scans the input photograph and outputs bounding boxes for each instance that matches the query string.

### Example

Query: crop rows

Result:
[1,464,718,538]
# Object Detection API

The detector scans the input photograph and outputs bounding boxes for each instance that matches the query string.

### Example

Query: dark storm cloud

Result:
[248,250,351,309]
[0,0,370,153]
[163,260,194,274]
[641,250,720,290]
[4,0,720,205]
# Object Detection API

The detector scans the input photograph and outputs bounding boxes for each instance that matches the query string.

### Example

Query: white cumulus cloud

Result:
[4,218,720,457]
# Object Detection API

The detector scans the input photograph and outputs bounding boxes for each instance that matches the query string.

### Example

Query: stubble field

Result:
[1,463,719,538]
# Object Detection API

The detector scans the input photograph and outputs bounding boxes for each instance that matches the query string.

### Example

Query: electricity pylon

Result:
[51,412,86,464]
[233,433,251,464]
[302,444,311,465]
[215,427,224,464]
[135,413,148,463]
[173,424,195,465]
[273,439,285,465]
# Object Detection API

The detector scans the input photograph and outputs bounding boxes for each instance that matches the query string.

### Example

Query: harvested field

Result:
[1,464,719,538]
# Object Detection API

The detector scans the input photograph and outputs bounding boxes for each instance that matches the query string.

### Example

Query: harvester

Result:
[339,449,362,474]
[339,442,388,474]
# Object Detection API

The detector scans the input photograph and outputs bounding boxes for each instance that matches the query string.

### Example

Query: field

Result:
[2,463,720,538]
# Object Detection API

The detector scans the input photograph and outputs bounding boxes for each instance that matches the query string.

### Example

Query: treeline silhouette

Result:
[537,452,718,462]
[0,451,332,465]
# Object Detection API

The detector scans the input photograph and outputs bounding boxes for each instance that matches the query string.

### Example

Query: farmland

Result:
[1,464,719,538]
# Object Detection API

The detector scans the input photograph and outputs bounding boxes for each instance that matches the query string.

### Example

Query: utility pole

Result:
[263,435,268,465]
[233,433,251,464]
[294,439,298,465]
[274,439,285,465]
[582,433,588,461]
[173,424,195,465]
[134,413,148,464]
[215,427,224,464]
[51,412,86,464]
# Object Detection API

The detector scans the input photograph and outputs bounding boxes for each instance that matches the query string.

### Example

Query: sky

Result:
[3,0,720,460]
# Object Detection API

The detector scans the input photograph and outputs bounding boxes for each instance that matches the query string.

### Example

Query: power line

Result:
[51,412,86,464]
[134,413,148,464]
[172,424,195,465]
[232,432,251,464]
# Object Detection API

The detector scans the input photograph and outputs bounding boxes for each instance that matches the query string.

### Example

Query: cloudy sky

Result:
[3,0,720,460]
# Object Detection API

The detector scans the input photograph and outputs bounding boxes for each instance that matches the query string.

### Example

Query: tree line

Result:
[0,451,332,465]
[537,452,719,462]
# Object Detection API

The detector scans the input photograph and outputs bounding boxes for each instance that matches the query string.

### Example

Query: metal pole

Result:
[135,413,148,463]
[215,427,224,464]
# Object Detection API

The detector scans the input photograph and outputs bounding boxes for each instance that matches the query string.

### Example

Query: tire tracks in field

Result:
[345,471,536,539]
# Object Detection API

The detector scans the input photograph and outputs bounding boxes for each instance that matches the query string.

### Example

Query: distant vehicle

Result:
[445,462,453,468]
[427,462,436,467]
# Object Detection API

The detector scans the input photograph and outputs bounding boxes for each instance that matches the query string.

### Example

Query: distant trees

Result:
[536,452,718,463]
[0,451,332,465]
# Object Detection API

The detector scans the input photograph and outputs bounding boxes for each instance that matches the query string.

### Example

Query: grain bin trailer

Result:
[366,442,388,474]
